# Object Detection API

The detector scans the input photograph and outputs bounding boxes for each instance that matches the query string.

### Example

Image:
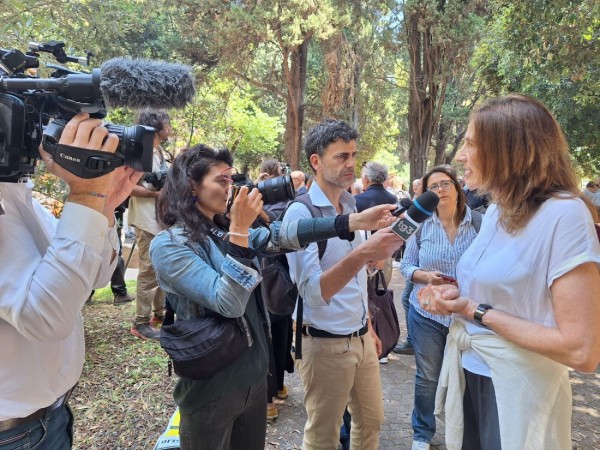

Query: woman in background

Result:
[401,165,479,450]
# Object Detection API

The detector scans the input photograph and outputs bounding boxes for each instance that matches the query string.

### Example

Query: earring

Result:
[192,196,198,203]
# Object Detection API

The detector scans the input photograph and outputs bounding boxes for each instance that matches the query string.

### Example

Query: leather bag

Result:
[367,270,400,358]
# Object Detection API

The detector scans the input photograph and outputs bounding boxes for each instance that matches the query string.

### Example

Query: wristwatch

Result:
[473,304,493,327]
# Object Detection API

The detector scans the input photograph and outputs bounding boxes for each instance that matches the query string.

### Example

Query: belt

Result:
[0,385,77,433]
[302,324,369,339]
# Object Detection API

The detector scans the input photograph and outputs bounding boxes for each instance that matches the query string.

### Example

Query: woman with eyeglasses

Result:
[149,144,395,450]
[400,165,480,450]
[420,95,600,449]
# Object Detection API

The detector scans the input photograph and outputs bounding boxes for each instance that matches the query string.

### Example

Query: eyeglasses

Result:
[220,167,239,183]
[426,180,454,192]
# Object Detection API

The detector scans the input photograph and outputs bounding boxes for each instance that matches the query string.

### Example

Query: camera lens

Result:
[105,123,154,173]
[257,175,296,204]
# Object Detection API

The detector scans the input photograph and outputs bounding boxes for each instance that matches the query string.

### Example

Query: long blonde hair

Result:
[470,94,596,233]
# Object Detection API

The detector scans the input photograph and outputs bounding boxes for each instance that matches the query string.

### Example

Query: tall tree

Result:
[179,0,348,169]
[402,0,485,182]
[474,0,600,174]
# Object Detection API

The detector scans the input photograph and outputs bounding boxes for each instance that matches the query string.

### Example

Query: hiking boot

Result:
[113,293,134,305]
[149,314,165,327]
[276,386,288,400]
[393,341,415,355]
[131,323,160,340]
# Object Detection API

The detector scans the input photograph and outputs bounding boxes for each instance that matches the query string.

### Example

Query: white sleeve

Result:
[0,202,118,341]
[546,199,600,287]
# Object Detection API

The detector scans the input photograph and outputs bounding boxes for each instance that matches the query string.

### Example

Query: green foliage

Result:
[2,0,598,181]
[473,0,600,174]
[1,0,182,62]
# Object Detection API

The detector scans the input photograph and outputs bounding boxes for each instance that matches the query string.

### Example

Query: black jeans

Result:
[110,209,127,296]
[179,377,267,450]
[462,369,501,450]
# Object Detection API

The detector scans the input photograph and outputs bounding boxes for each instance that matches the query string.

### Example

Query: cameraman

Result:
[128,110,171,340]
[0,113,141,449]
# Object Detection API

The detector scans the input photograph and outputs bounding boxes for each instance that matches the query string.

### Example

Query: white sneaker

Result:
[379,356,389,364]
[411,441,430,450]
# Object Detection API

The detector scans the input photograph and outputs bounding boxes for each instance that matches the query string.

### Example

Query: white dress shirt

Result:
[0,182,118,420]
[284,181,368,334]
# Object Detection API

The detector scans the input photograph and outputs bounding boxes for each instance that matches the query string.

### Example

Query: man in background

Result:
[291,170,308,195]
[128,110,171,340]
[355,162,398,212]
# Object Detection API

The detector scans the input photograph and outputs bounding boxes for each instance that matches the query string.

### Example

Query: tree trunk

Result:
[446,125,466,164]
[434,120,449,165]
[405,1,452,185]
[406,8,436,186]
[283,38,309,170]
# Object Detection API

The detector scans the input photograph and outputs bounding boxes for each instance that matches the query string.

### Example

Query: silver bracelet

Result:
[227,231,249,238]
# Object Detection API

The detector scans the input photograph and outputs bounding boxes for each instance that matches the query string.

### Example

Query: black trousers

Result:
[462,369,502,450]
[110,209,127,295]
[267,314,294,400]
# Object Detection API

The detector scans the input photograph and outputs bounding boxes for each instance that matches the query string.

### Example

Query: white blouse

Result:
[455,195,600,376]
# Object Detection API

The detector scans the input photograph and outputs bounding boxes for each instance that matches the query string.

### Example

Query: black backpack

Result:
[259,193,327,360]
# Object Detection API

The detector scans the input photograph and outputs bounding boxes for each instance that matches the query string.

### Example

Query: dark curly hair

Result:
[304,119,359,172]
[157,144,233,247]
[135,110,170,133]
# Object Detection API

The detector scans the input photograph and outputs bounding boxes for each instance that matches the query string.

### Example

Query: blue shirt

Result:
[400,208,478,327]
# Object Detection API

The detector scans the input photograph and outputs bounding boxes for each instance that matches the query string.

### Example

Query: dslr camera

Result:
[0,40,154,182]
[280,162,291,175]
[230,173,295,206]
[144,170,167,191]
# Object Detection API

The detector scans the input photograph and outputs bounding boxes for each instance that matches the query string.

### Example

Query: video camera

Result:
[0,40,155,182]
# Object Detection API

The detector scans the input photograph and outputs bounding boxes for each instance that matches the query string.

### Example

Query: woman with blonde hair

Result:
[420,94,600,450]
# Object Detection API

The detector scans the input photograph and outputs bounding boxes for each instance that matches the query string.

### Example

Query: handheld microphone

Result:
[392,197,414,217]
[391,191,439,240]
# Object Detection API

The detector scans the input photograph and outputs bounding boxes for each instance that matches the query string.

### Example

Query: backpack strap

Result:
[415,225,423,250]
[470,209,482,233]
[290,193,328,259]
[284,193,330,360]
[415,209,483,250]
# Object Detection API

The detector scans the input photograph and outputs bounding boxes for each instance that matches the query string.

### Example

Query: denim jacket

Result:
[149,225,277,321]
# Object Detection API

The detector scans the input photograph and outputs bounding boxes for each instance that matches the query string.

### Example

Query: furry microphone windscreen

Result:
[100,58,196,110]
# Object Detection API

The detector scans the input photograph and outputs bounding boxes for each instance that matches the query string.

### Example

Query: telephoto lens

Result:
[231,174,296,205]
[257,175,295,204]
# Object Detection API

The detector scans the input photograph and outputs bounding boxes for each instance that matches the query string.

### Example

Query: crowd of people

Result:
[1,93,599,450]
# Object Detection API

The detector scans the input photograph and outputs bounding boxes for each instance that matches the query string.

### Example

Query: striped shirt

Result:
[400,208,478,326]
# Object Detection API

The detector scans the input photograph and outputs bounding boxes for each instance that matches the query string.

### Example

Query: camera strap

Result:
[48,143,124,179]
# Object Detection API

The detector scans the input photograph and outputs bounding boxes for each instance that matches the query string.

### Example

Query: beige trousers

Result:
[297,332,384,450]
[134,227,165,324]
